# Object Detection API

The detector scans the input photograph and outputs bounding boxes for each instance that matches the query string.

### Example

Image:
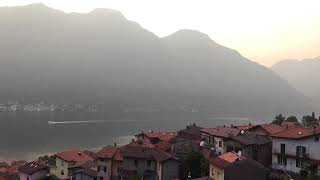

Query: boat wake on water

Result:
[48,119,136,124]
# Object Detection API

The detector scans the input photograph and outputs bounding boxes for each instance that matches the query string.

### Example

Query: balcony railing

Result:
[273,149,309,159]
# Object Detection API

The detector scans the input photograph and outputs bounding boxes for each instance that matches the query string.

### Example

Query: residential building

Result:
[72,168,98,180]
[119,145,180,180]
[69,161,98,180]
[271,126,320,174]
[201,126,243,155]
[210,152,268,180]
[95,145,123,180]
[51,150,94,179]
[223,133,272,166]
[18,162,49,180]
[170,124,203,158]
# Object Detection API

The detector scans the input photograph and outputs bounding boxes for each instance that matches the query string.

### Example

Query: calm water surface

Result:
[0,111,262,161]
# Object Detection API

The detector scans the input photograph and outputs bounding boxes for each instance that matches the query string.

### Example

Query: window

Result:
[280,144,286,154]
[315,135,319,142]
[100,177,103,180]
[296,159,303,168]
[218,141,222,147]
[147,160,151,167]
[296,146,306,157]
[27,178,29,180]
[211,168,214,177]
[60,160,64,166]
[98,166,107,172]
[278,155,287,165]
[134,160,138,167]
[61,170,64,175]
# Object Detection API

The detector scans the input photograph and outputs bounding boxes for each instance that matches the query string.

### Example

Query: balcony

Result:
[273,149,309,159]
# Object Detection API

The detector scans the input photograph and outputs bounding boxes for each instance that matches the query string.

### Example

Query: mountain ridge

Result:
[0,4,309,117]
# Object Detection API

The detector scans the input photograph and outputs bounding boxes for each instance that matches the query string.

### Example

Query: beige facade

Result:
[50,157,71,179]
[209,163,224,180]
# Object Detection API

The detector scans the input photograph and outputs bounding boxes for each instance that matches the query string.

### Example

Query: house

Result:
[18,162,50,180]
[119,145,180,180]
[95,145,123,180]
[223,132,272,167]
[72,168,98,180]
[51,150,94,179]
[271,126,320,174]
[210,152,268,180]
[201,126,244,155]
[170,124,203,158]
[69,161,98,180]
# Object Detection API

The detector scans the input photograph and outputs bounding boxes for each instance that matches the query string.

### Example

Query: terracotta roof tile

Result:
[211,152,245,169]
[56,150,93,162]
[249,124,286,135]
[144,131,177,141]
[96,146,118,159]
[271,127,320,139]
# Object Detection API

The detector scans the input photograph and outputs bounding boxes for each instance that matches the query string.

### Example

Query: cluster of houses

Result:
[1,117,320,180]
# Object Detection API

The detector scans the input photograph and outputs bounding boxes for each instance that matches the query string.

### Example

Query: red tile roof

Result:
[271,127,320,139]
[156,141,171,152]
[249,124,286,135]
[96,146,118,159]
[56,150,94,162]
[201,127,241,138]
[126,141,156,148]
[144,131,177,141]
[211,152,245,169]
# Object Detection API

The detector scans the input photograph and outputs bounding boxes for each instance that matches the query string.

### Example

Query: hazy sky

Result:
[1,0,320,67]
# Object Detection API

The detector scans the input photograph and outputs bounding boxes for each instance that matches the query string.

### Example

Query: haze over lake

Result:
[0,111,260,161]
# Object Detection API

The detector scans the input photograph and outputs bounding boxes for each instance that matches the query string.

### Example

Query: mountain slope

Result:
[272,57,320,108]
[0,4,308,117]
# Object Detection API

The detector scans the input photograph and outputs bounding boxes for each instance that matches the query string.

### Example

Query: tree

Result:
[181,150,209,179]
[272,114,286,125]
[286,116,298,122]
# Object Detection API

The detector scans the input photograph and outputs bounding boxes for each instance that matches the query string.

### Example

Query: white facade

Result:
[272,135,320,173]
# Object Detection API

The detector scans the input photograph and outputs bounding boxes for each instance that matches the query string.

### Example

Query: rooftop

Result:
[143,131,177,141]
[55,150,94,162]
[211,152,245,169]
[18,162,49,175]
[201,126,241,138]
[271,127,320,139]
[249,124,286,135]
[229,133,271,145]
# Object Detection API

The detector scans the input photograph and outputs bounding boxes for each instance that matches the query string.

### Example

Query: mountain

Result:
[0,4,308,117]
[272,57,320,109]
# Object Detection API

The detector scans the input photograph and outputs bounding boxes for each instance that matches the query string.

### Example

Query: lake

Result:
[0,111,262,161]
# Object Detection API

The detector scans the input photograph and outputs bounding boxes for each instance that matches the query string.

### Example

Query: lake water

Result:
[0,111,262,161]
